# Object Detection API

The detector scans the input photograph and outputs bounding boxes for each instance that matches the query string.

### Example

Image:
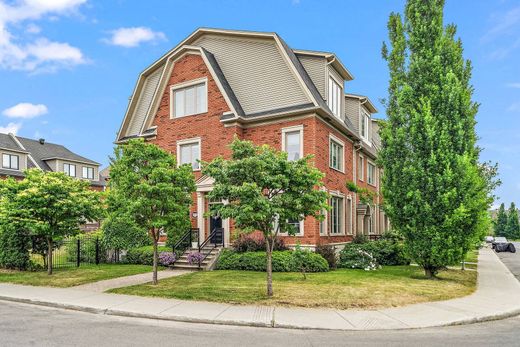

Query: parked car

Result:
[485,236,494,243]
[492,237,516,253]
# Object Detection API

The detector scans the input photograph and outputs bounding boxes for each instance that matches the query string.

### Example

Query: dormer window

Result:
[64,163,76,177]
[327,76,342,118]
[2,154,19,170]
[82,167,94,180]
[170,78,208,118]
[360,109,370,142]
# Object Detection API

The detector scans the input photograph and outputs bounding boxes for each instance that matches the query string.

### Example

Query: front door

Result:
[209,215,223,244]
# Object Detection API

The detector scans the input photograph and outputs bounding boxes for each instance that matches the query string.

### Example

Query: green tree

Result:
[495,203,508,237]
[203,138,328,296]
[0,170,102,274]
[506,202,520,239]
[106,139,195,284]
[379,0,496,277]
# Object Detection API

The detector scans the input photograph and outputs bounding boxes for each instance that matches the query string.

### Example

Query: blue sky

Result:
[0,0,518,207]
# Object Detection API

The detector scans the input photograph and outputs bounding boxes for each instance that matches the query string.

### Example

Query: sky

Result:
[0,0,519,207]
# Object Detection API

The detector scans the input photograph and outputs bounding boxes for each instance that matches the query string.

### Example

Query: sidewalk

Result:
[1,247,519,330]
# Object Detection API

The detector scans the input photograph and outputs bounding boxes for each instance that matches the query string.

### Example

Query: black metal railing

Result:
[172,228,200,255]
[368,234,383,241]
[197,227,224,268]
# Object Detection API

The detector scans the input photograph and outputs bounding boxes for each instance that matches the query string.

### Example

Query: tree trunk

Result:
[152,238,158,285]
[424,266,437,279]
[461,260,465,271]
[266,239,273,297]
[47,237,53,275]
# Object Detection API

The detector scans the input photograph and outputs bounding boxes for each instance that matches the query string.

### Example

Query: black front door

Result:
[210,215,222,244]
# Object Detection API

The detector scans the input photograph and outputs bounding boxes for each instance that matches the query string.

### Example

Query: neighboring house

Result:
[0,132,105,190]
[116,28,388,249]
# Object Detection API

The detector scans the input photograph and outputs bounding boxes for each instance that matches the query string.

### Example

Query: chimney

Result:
[39,138,45,145]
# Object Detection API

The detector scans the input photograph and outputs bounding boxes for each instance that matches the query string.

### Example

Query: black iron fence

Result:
[30,234,122,269]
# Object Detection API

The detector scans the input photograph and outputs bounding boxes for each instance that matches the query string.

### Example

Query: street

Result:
[496,242,520,281]
[1,300,519,347]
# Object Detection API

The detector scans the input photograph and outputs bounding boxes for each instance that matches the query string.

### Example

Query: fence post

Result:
[95,237,100,265]
[76,238,80,267]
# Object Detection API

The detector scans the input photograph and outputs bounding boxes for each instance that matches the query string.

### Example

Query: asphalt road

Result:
[1,300,520,347]
[496,242,520,281]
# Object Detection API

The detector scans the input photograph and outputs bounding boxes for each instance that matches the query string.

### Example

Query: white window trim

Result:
[359,107,371,143]
[281,125,304,160]
[82,166,95,180]
[327,73,343,118]
[275,215,305,237]
[176,137,202,171]
[346,195,353,235]
[169,77,208,119]
[63,163,76,177]
[329,191,346,236]
[367,160,376,186]
[2,153,19,170]
[328,134,345,173]
[358,154,365,182]
[319,188,328,236]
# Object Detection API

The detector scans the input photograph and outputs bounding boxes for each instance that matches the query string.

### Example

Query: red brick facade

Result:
[148,53,382,248]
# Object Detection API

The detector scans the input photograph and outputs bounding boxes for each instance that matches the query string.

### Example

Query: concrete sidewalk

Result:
[1,247,519,331]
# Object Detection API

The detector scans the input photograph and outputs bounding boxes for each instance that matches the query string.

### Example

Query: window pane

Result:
[83,167,87,178]
[11,155,18,169]
[2,154,9,168]
[70,165,76,177]
[180,145,191,165]
[196,84,206,113]
[185,87,196,115]
[191,143,200,170]
[174,90,184,117]
[285,131,300,161]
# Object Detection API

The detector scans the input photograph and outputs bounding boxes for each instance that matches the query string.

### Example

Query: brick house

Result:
[116,28,389,249]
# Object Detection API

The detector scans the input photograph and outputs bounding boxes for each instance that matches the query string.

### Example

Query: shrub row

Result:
[231,233,287,253]
[216,249,329,272]
[339,239,410,268]
[125,245,172,265]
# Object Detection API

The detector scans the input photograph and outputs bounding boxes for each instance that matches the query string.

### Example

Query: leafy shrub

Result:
[125,245,171,265]
[231,233,287,252]
[0,225,31,270]
[187,252,205,265]
[339,239,410,268]
[339,247,380,270]
[315,244,337,269]
[158,252,176,266]
[352,234,369,244]
[30,235,63,267]
[216,249,329,272]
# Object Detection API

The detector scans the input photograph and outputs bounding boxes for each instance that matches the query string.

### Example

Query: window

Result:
[360,109,370,141]
[178,139,201,170]
[171,80,207,118]
[274,215,303,236]
[2,153,19,170]
[63,163,76,177]
[329,136,344,171]
[282,126,303,161]
[329,196,344,235]
[287,218,302,236]
[346,196,353,235]
[327,76,342,118]
[82,167,94,179]
[368,162,376,185]
[358,155,364,181]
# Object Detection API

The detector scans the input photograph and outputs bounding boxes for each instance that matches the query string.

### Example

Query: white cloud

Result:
[482,6,520,43]
[105,27,166,48]
[2,102,48,119]
[0,122,22,134]
[506,82,520,88]
[0,0,87,72]
[507,102,520,112]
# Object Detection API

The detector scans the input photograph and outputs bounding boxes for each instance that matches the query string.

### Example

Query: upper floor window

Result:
[327,77,342,118]
[368,162,376,186]
[360,109,370,141]
[177,139,201,170]
[64,163,76,177]
[358,155,364,181]
[329,135,344,172]
[82,167,94,180]
[171,79,207,118]
[2,153,19,170]
[282,126,303,161]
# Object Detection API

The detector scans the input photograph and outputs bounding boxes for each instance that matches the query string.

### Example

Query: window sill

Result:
[170,111,208,119]
[329,166,345,174]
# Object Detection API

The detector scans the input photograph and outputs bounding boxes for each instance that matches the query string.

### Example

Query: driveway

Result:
[496,242,520,281]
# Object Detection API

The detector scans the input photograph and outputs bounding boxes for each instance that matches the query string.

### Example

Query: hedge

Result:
[125,245,172,265]
[216,249,329,272]
[339,239,410,268]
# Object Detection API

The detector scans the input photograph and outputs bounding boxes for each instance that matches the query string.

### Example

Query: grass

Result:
[0,264,155,288]
[110,266,477,310]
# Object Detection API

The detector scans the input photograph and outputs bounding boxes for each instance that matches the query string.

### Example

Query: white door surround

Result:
[195,175,230,246]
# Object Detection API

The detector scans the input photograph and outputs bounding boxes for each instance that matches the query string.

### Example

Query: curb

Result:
[2,294,520,331]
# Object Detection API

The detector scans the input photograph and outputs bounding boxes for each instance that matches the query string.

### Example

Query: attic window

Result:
[170,79,207,118]
[360,109,370,142]
[2,154,19,170]
[64,163,76,177]
[327,76,342,118]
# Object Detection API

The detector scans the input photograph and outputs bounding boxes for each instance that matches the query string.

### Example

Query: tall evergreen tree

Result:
[494,203,508,237]
[380,0,496,277]
[506,202,520,239]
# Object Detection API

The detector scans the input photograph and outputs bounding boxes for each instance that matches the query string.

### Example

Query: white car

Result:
[485,236,494,243]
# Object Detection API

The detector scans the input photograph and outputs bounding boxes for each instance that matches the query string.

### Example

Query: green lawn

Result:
[0,264,154,288]
[110,266,477,310]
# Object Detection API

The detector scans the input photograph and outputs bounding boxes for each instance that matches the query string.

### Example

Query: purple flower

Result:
[187,252,205,265]
[159,252,176,266]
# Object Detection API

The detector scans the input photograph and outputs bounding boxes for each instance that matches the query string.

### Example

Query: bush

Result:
[339,246,380,270]
[339,239,410,268]
[231,233,288,252]
[125,245,171,265]
[158,252,176,266]
[315,244,338,269]
[187,252,205,265]
[352,234,369,244]
[0,225,31,270]
[216,249,329,272]
[66,232,108,264]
